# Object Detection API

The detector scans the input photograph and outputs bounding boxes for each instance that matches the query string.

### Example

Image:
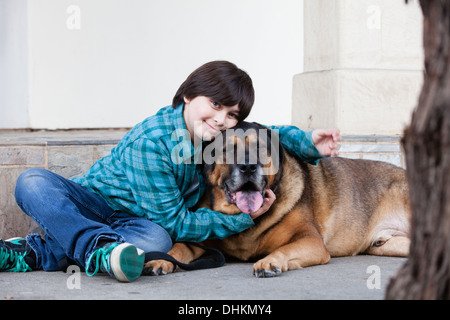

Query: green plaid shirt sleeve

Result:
[265,124,324,165]
[120,138,254,242]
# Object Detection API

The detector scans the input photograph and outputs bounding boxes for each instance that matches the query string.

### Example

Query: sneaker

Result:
[0,237,37,272]
[85,242,144,282]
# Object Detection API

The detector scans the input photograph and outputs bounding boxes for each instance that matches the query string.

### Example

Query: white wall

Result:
[0,0,29,128]
[0,0,303,129]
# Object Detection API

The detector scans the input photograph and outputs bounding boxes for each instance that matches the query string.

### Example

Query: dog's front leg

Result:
[253,235,331,278]
[143,242,205,276]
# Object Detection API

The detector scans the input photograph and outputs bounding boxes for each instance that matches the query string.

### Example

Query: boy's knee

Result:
[133,223,173,253]
[147,225,173,252]
[15,168,55,204]
[155,226,173,252]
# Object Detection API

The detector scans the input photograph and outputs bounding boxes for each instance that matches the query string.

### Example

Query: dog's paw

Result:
[252,258,283,278]
[142,259,175,276]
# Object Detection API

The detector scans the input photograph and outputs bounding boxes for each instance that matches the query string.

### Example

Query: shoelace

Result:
[0,248,32,272]
[85,243,118,277]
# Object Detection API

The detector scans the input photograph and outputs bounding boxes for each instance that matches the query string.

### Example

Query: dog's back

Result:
[302,157,410,256]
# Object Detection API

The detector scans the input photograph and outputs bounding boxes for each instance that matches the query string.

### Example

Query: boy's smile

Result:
[183,96,240,142]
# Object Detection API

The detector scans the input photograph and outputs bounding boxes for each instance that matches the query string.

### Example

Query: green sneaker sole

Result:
[110,243,145,282]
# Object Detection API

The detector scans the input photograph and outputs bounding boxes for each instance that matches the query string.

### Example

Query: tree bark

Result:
[385,0,450,300]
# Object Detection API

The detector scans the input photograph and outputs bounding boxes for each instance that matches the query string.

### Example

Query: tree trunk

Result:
[385,0,450,300]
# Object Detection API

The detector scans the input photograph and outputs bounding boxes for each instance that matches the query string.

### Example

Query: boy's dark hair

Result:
[172,61,255,122]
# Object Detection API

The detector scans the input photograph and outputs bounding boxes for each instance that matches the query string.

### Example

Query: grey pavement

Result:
[0,255,405,300]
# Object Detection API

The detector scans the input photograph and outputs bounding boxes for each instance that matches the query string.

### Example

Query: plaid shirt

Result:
[71,105,323,242]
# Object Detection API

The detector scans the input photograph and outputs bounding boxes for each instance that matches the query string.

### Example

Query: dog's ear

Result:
[248,123,286,182]
[267,129,284,194]
[201,162,215,185]
[271,152,284,194]
[201,137,221,186]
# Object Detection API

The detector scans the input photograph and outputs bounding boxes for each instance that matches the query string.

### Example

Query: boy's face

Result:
[183,96,240,141]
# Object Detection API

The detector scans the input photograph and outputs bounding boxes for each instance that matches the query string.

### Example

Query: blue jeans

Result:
[14,168,172,271]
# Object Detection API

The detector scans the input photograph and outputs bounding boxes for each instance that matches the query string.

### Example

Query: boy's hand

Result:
[249,189,276,220]
[312,129,341,157]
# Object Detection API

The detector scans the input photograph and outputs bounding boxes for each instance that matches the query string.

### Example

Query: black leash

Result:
[144,242,225,271]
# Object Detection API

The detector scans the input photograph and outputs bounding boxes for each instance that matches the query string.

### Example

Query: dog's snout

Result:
[238,164,258,174]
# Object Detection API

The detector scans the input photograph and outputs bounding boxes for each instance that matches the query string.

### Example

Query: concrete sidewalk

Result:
[0,255,405,300]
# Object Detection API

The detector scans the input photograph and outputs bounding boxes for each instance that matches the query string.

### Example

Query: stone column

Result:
[293,0,424,136]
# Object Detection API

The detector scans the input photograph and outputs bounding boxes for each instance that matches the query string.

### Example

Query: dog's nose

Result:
[238,164,258,174]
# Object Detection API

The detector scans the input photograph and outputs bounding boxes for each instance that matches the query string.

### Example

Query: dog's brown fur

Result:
[144,122,410,277]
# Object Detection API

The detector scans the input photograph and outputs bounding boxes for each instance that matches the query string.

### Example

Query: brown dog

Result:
[144,122,411,277]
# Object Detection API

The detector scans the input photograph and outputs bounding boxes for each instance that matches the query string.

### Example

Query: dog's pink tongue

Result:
[235,191,264,214]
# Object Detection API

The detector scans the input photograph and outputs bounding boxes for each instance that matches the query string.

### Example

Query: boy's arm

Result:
[262,124,324,165]
[260,124,341,165]
[121,138,254,242]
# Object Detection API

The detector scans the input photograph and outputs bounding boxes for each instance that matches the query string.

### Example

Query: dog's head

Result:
[201,122,283,215]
